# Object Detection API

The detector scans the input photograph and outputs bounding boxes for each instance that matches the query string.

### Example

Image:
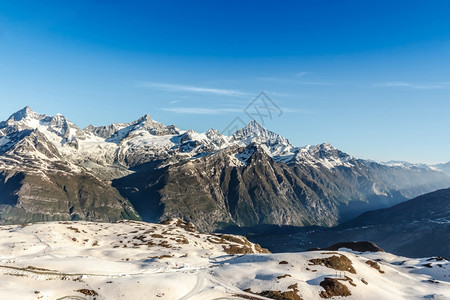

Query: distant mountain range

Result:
[382,160,450,176]
[432,162,450,176]
[251,188,450,258]
[1,106,449,231]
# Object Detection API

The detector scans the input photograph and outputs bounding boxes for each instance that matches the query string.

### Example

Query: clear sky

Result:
[0,1,449,164]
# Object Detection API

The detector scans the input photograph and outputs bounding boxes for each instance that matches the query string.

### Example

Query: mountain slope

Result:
[253,189,450,258]
[340,188,450,226]
[0,169,140,224]
[0,107,141,224]
[433,162,450,176]
[0,220,448,300]
[114,144,343,231]
[0,106,449,230]
[330,188,450,257]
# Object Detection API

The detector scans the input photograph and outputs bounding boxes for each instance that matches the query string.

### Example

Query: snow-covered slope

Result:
[0,220,448,300]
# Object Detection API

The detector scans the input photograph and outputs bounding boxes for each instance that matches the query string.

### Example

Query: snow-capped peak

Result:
[231,120,291,147]
[289,142,357,170]
[1,106,79,138]
[380,160,432,170]
[2,106,418,176]
[133,114,180,136]
[135,113,159,128]
[205,128,228,147]
[314,142,335,151]
[5,106,40,122]
[138,113,152,123]
[308,143,350,159]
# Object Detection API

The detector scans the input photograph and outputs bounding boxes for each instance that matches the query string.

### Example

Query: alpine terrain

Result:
[0,219,448,299]
[1,107,449,231]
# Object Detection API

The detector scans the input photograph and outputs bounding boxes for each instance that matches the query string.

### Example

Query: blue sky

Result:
[0,1,449,163]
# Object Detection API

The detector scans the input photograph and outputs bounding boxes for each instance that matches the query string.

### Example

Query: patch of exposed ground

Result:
[75,289,98,296]
[207,234,270,254]
[245,283,303,300]
[319,277,351,298]
[161,219,197,232]
[277,274,292,279]
[366,260,385,273]
[309,254,356,274]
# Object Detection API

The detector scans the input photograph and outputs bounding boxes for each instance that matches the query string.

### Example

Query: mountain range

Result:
[247,188,450,258]
[1,106,449,231]
[335,187,450,257]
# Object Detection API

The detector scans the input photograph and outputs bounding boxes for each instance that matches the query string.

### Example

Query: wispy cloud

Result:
[281,107,315,114]
[374,81,450,89]
[169,99,182,104]
[256,76,340,86]
[297,81,340,86]
[161,107,242,115]
[295,71,311,77]
[375,81,413,87]
[140,82,248,96]
[265,91,293,97]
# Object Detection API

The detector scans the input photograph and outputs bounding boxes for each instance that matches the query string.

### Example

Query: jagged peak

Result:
[316,142,337,150]
[206,128,220,135]
[248,119,263,127]
[206,128,225,140]
[305,143,338,151]
[7,106,42,122]
[232,120,291,147]
[23,105,34,114]
[233,120,269,137]
[137,114,153,124]
[179,129,195,140]
[129,114,180,136]
[243,120,266,132]
[306,142,354,162]
[48,113,71,123]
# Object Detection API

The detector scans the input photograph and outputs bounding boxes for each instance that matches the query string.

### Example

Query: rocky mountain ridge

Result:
[1,106,449,230]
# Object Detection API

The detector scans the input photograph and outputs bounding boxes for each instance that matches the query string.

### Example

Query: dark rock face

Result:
[0,170,140,224]
[331,188,450,257]
[251,189,450,258]
[114,145,342,231]
[312,241,384,253]
[0,171,23,206]
[340,188,450,227]
[113,143,450,231]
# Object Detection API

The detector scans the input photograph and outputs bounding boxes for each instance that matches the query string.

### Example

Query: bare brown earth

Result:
[244,283,303,300]
[319,277,351,298]
[309,254,356,274]
[366,260,385,273]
